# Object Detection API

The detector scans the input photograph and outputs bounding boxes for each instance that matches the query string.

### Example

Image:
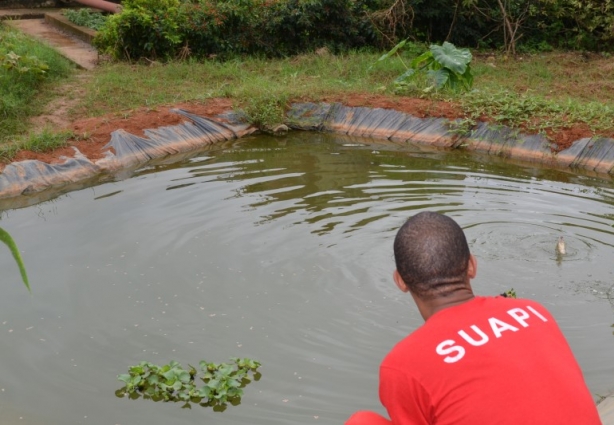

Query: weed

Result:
[21,128,73,153]
[0,129,73,162]
[238,96,288,131]
[63,8,108,31]
[458,89,614,139]
[116,358,261,409]
[446,117,477,138]
[503,288,517,298]
[0,24,73,143]
[375,41,474,93]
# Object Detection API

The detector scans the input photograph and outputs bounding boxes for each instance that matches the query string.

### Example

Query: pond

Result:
[0,132,613,425]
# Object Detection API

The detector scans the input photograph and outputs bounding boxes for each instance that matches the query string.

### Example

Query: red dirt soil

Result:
[3,95,606,171]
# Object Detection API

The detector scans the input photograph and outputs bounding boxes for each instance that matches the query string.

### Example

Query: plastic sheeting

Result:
[2,103,614,203]
[288,102,614,173]
[0,110,256,202]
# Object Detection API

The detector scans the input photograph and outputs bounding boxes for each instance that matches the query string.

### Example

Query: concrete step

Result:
[45,11,97,44]
[0,7,59,20]
[600,393,614,425]
[4,14,99,70]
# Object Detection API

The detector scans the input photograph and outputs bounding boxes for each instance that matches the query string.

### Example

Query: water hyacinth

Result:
[116,358,261,409]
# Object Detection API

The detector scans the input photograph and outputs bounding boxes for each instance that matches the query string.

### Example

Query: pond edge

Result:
[1,102,614,204]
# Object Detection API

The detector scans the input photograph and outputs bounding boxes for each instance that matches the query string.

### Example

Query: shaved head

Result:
[393,212,470,299]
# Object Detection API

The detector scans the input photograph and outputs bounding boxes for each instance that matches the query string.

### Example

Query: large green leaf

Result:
[0,227,30,291]
[430,42,472,75]
[410,50,433,70]
[177,370,191,383]
[427,69,451,89]
[394,68,416,84]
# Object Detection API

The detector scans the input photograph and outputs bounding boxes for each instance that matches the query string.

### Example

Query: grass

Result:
[0,23,74,146]
[2,27,614,158]
[0,128,73,162]
[383,49,614,137]
[81,50,614,137]
[83,52,398,114]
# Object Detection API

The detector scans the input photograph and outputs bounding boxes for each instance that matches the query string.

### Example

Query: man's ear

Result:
[393,269,409,293]
[467,254,477,279]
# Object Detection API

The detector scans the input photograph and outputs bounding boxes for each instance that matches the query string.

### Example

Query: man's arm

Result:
[379,365,432,425]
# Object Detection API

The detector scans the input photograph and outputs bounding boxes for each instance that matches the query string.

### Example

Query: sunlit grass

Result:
[0,23,74,144]
[0,128,73,162]
[82,51,403,115]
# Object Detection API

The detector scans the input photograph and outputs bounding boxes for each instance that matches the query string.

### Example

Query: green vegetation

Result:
[0,227,30,291]
[94,0,378,60]
[81,52,391,114]
[91,0,614,62]
[371,0,614,54]
[0,23,73,145]
[377,41,473,93]
[116,358,261,409]
[504,288,517,298]
[76,50,613,138]
[459,89,614,138]
[63,8,109,31]
[1,1,614,157]
[239,95,288,130]
[0,128,74,162]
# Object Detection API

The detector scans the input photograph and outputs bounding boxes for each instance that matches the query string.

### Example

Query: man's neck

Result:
[416,288,475,321]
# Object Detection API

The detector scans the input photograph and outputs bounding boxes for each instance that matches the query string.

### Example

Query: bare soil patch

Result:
[8,98,234,169]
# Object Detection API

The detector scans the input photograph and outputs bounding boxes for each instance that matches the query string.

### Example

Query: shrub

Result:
[94,0,183,60]
[260,0,378,56]
[180,0,267,58]
[95,0,383,60]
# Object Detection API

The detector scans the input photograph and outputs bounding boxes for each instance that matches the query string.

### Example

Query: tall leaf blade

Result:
[462,64,474,90]
[376,39,407,62]
[0,227,30,291]
[430,42,472,75]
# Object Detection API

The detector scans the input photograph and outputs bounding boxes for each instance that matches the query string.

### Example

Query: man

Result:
[346,211,601,425]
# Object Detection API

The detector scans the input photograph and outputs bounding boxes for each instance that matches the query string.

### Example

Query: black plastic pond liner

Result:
[1,103,614,202]
[0,110,256,201]
[568,137,614,172]
[288,102,614,173]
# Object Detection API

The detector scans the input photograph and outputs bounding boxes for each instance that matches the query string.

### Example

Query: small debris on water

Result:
[555,236,566,255]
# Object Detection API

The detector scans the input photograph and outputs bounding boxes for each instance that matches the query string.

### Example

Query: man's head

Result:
[393,211,474,301]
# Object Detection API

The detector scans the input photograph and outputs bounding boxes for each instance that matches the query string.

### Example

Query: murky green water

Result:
[0,132,613,424]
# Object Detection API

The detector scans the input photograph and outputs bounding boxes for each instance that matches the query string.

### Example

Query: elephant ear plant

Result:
[377,41,473,93]
[0,227,30,291]
[116,357,261,410]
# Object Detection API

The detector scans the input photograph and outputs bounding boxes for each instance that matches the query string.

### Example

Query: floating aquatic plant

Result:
[116,358,261,410]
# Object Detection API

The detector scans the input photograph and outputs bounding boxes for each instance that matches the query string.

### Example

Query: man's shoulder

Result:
[446,295,557,326]
[382,296,557,367]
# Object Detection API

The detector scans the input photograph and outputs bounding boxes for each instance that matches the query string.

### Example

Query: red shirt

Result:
[379,296,601,425]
